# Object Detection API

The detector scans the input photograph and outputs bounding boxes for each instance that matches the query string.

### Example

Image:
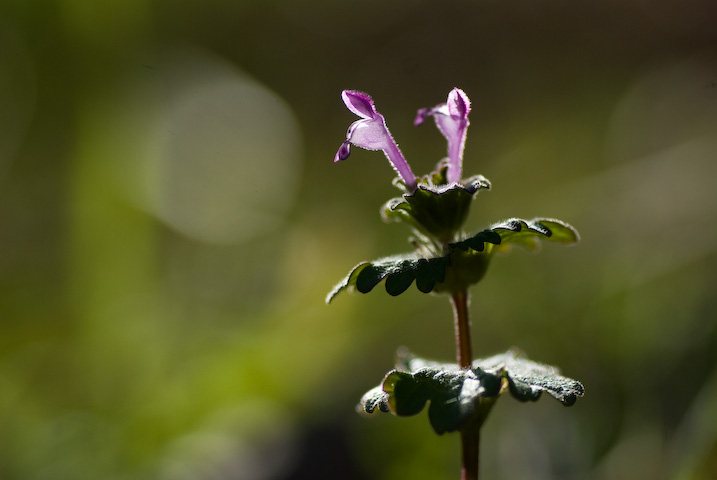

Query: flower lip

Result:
[342,90,377,119]
[447,88,470,118]
[335,142,351,162]
[414,107,431,126]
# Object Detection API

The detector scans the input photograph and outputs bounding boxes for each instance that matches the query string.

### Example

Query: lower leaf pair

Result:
[360,349,584,435]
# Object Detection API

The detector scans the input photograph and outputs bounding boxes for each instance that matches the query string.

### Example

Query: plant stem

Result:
[461,421,480,480]
[451,290,479,480]
[451,290,472,369]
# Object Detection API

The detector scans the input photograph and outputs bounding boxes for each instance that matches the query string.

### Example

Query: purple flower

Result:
[335,90,417,192]
[414,88,471,184]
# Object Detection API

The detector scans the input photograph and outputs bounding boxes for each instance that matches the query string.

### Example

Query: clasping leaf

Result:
[327,218,579,302]
[359,349,584,435]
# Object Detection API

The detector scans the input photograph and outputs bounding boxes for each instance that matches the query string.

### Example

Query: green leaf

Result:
[450,218,578,254]
[359,349,584,434]
[476,349,585,406]
[359,386,390,414]
[326,255,451,303]
[327,217,579,302]
[534,218,581,244]
[326,262,370,303]
[359,351,502,435]
[491,218,579,252]
[432,248,492,294]
[449,228,502,253]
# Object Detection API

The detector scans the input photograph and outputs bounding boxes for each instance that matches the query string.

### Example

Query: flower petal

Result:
[334,141,351,162]
[342,90,377,119]
[447,88,470,118]
[336,90,417,191]
[414,107,431,126]
[346,118,393,151]
[415,88,472,184]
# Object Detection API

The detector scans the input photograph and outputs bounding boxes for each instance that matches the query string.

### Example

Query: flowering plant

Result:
[329,88,584,480]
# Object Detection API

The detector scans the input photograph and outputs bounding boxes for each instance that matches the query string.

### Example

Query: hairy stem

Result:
[451,290,472,369]
[451,290,479,479]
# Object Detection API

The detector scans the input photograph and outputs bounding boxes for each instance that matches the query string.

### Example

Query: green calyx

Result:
[382,169,491,243]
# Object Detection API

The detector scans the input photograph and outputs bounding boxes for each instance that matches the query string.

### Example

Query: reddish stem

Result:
[451,290,473,369]
[451,290,479,480]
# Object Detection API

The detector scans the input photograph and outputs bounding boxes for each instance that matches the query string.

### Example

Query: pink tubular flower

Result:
[414,88,471,184]
[335,90,417,192]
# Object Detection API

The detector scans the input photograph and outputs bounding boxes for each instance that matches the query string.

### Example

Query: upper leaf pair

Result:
[326,217,579,302]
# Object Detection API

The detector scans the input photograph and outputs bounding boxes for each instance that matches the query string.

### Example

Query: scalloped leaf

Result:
[359,349,584,434]
[327,218,579,302]
[475,349,585,406]
[453,218,579,253]
[360,363,502,434]
[326,255,451,303]
[450,228,502,252]
[359,386,390,414]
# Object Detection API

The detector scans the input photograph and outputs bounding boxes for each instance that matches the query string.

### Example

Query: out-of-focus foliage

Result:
[0,1,716,479]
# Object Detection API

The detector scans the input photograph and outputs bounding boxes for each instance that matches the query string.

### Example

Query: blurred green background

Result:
[1,0,716,479]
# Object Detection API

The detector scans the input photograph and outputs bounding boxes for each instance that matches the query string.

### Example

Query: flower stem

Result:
[451,290,479,480]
